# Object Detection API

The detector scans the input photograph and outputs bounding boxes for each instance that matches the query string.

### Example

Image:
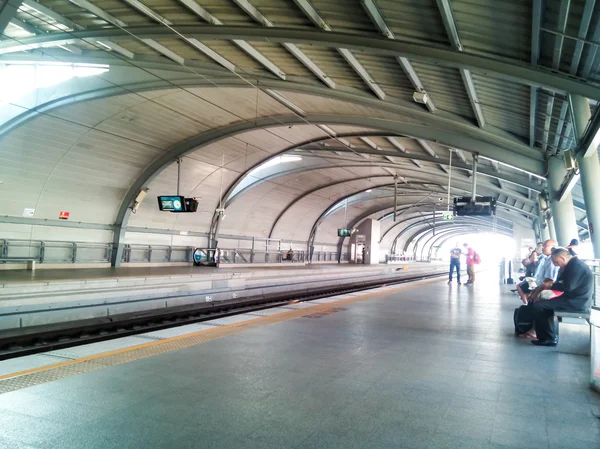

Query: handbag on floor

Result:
[513,305,534,335]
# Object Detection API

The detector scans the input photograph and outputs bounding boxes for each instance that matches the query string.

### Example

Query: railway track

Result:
[0,270,445,360]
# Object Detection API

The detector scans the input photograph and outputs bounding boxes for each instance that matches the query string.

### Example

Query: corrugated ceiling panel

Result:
[85,0,154,25]
[409,62,475,120]
[471,74,530,140]
[306,0,377,34]
[187,87,290,119]
[245,41,317,78]
[95,100,209,147]
[294,45,367,91]
[351,53,416,102]
[49,94,147,128]
[539,0,591,73]
[249,0,313,27]
[375,0,449,45]
[452,0,531,61]
[150,90,240,127]
[268,125,327,145]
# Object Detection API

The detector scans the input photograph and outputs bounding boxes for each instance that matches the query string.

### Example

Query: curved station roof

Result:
[1,0,599,258]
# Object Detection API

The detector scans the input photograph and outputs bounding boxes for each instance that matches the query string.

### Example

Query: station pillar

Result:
[538,209,550,241]
[547,155,579,247]
[548,216,557,241]
[348,219,381,264]
[570,94,600,257]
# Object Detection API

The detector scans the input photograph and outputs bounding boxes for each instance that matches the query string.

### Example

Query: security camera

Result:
[132,188,149,214]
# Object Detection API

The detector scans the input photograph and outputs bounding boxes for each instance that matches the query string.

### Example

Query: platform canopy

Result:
[0,0,598,259]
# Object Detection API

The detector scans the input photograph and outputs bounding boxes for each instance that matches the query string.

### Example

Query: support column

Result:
[538,210,550,241]
[570,94,600,257]
[548,215,557,241]
[547,155,579,246]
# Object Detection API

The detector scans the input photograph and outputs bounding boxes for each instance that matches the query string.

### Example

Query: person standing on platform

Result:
[463,243,479,285]
[448,243,462,285]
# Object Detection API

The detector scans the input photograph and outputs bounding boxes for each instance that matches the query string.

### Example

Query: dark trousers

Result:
[532,298,577,342]
[449,259,460,282]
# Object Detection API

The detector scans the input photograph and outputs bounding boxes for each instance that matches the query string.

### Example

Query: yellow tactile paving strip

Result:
[0,278,439,394]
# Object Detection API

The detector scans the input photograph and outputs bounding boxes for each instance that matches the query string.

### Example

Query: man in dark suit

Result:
[530,247,593,346]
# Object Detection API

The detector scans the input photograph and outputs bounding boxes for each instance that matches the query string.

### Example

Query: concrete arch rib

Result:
[2,26,598,99]
[112,114,542,266]
[0,74,539,172]
[309,192,526,260]
[399,218,509,255]
[264,168,537,241]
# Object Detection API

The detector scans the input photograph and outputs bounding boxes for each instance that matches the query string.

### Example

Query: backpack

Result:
[513,305,534,335]
[473,252,481,264]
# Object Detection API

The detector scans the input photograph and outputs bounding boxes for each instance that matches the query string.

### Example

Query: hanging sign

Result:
[23,208,35,218]
[442,211,454,221]
[59,211,70,220]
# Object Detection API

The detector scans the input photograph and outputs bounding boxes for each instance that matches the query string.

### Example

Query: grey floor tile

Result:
[493,412,547,436]
[436,415,494,441]
[0,410,72,446]
[3,278,593,449]
[368,422,431,449]
[491,427,549,449]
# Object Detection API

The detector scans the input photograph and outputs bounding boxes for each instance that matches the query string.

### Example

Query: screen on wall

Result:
[157,195,185,212]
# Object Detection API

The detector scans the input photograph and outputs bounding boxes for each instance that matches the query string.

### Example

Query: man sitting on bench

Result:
[516,239,558,304]
[530,247,594,347]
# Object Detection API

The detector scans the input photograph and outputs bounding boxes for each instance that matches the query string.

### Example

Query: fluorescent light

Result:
[366,189,372,193]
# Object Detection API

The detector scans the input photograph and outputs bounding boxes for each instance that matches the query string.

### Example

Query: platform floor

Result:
[0,273,598,449]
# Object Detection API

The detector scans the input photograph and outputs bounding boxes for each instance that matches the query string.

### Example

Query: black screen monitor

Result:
[157,195,185,212]
[337,228,352,237]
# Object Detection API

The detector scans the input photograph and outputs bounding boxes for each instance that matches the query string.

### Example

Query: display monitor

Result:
[157,195,185,212]
[337,228,352,237]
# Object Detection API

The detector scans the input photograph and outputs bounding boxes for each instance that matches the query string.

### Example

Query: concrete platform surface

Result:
[0,273,598,449]
[0,263,399,284]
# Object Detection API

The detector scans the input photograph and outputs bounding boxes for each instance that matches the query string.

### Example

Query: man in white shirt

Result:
[516,239,558,304]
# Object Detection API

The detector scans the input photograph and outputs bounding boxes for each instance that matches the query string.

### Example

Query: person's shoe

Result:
[531,339,557,347]
[457,282,462,285]
[447,280,452,285]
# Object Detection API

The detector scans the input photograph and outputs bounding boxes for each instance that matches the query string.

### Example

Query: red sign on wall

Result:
[59,211,70,220]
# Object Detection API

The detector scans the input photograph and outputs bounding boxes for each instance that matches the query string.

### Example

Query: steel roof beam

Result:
[292,0,384,99]
[0,0,22,34]
[1,26,599,100]
[231,0,333,88]
[21,0,79,30]
[384,137,423,167]
[582,10,600,78]
[542,0,571,152]
[530,0,543,148]
[269,179,465,238]
[361,0,435,111]
[177,0,284,79]
[435,0,485,128]
[9,16,36,35]
[303,144,541,191]
[553,0,595,153]
[571,0,595,74]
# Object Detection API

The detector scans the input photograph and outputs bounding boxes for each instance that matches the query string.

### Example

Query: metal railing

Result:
[0,239,343,266]
[385,254,415,263]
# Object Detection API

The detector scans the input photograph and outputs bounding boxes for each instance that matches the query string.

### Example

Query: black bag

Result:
[513,305,534,335]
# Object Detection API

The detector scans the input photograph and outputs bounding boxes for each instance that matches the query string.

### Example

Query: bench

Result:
[556,310,591,355]
[0,257,37,270]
